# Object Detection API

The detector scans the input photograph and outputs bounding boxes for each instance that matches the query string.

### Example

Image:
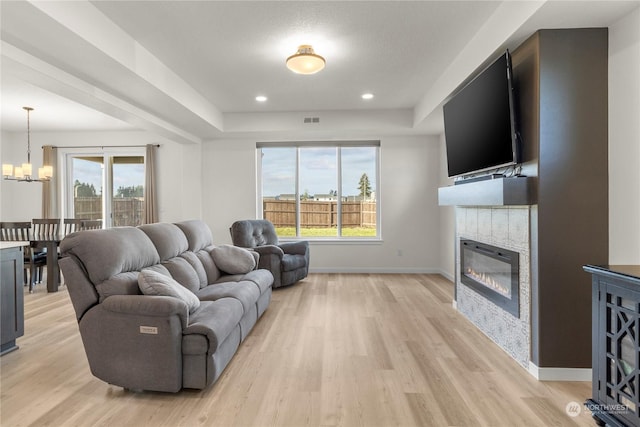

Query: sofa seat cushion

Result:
[182,298,243,354]
[195,281,260,314]
[214,269,273,294]
[138,269,200,314]
[281,254,307,272]
[210,245,256,274]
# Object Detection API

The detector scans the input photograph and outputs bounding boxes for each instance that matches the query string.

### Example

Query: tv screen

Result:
[443,51,518,178]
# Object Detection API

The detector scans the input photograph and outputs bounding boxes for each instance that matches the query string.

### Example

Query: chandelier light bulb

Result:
[22,163,33,177]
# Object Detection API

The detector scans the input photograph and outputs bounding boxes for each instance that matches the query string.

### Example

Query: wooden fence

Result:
[74,197,144,227]
[263,200,376,228]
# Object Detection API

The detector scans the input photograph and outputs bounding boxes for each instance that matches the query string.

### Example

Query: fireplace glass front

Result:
[460,239,519,317]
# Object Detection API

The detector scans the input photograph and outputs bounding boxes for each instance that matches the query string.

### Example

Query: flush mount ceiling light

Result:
[286,45,325,75]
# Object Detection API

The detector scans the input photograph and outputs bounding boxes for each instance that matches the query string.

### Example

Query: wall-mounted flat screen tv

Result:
[443,50,519,178]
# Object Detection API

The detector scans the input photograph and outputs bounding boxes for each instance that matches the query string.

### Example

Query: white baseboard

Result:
[308,267,445,274]
[439,270,454,282]
[527,362,592,381]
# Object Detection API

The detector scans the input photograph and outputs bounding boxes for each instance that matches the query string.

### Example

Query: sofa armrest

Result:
[102,295,189,329]
[248,249,260,269]
[78,295,187,392]
[252,245,284,258]
[279,240,309,256]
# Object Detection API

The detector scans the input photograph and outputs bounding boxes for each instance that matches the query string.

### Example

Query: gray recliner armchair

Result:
[230,220,309,288]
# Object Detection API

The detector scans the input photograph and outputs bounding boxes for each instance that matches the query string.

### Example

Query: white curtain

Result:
[41,145,58,218]
[144,144,158,224]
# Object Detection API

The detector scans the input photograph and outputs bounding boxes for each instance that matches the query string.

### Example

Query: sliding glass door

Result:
[63,149,145,227]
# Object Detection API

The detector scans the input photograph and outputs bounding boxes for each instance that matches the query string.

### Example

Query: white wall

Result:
[609,7,640,264]
[202,136,444,273]
[437,133,455,280]
[0,130,202,223]
[1,130,44,220]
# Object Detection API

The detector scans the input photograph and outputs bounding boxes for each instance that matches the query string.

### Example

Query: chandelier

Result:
[2,107,52,182]
[286,45,325,75]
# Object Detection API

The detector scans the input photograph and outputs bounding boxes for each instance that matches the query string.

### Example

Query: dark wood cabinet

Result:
[1,244,25,355]
[585,265,640,426]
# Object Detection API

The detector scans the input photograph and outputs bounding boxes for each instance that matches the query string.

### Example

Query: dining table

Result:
[29,233,63,293]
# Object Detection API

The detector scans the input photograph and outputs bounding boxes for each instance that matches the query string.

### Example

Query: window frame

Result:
[257,141,381,241]
[59,146,146,228]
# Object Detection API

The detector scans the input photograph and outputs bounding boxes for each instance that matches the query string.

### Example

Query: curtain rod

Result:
[45,144,160,149]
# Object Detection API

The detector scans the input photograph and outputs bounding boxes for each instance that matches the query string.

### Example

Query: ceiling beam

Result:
[2,42,202,145]
[413,0,547,129]
[26,0,224,133]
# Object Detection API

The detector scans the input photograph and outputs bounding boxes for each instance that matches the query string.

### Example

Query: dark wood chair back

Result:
[0,222,32,241]
[0,222,47,292]
[32,218,61,237]
[80,220,102,230]
[63,219,84,235]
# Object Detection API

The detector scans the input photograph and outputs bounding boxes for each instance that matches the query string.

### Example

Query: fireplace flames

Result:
[464,268,511,298]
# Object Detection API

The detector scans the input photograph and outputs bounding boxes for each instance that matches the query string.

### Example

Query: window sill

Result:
[280,238,383,245]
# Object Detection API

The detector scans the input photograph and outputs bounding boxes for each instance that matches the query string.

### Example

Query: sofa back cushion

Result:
[61,227,160,286]
[230,219,279,248]
[162,257,201,293]
[175,220,214,251]
[61,220,226,304]
[196,249,222,286]
[139,223,189,261]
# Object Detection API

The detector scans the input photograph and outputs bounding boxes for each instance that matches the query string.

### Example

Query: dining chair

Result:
[80,219,102,230]
[32,218,61,238]
[33,218,64,288]
[0,222,47,292]
[63,218,84,235]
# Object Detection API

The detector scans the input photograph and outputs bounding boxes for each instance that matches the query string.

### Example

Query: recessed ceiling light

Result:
[255,95,268,102]
[362,93,374,100]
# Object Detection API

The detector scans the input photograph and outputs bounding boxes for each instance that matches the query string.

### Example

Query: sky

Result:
[72,157,144,194]
[261,146,377,197]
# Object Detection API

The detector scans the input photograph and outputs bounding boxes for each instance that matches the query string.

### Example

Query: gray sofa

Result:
[59,219,273,392]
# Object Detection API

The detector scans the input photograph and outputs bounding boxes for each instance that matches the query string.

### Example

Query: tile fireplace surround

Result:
[455,206,531,368]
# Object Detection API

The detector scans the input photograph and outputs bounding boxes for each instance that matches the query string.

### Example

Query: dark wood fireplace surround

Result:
[439,28,609,376]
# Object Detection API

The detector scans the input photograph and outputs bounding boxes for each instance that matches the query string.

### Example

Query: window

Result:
[259,142,379,239]
[62,149,145,227]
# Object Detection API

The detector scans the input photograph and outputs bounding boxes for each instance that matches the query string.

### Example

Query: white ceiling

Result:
[1,0,638,142]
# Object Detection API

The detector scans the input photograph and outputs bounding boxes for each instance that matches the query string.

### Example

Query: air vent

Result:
[303,117,320,123]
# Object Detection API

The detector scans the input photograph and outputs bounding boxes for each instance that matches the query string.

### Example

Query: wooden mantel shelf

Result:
[438,176,537,206]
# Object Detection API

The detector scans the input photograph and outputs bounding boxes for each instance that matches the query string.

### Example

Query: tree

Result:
[116,185,144,198]
[74,180,97,197]
[358,173,372,198]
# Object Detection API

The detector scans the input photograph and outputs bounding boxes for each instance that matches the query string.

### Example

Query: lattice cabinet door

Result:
[588,267,640,427]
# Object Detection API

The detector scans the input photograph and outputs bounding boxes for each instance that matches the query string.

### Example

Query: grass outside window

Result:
[276,227,377,238]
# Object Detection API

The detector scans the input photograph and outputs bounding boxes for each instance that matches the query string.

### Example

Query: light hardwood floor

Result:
[1,274,594,427]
